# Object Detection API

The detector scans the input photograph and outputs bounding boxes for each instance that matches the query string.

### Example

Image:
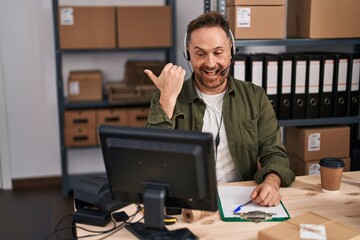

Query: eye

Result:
[195,51,205,58]
[214,50,224,56]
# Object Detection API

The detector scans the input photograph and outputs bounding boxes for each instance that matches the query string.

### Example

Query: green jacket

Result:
[146,75,295,187]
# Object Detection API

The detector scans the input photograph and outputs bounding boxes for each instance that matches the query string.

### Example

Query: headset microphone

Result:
[220,55,236,76]
[220,66,230,76]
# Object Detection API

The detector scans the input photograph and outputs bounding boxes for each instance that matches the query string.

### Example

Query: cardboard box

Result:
[58,7,116,49]
[65,110,96,127]
[67,70,103,102]
[96,109,128,126]
[123,61,166,86]
[227,5,285,39]
[128,107,149,127]
[285,126,350,161]
[289,155,351,176]
[117,6,172,48]
[226,0,285,5]
[64,127,97,147]
[258,211,360,240]
[287,0,360,38]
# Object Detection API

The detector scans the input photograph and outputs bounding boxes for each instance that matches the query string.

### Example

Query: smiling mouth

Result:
[203,69,220,76]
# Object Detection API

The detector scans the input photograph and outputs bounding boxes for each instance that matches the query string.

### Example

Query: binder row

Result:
[231,52,360,120]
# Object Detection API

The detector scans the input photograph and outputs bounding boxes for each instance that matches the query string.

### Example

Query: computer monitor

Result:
[98,125,218,239]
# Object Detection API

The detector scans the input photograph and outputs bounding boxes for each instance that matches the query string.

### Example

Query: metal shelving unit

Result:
[52,0,177,196]
[204,0,360,130]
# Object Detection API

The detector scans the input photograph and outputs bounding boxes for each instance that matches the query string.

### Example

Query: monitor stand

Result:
[125,186,198,240]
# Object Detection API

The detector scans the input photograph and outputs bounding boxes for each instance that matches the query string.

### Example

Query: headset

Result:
[183,29,238,76]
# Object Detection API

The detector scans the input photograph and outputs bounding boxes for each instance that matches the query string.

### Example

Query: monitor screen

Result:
[98,125,218,239]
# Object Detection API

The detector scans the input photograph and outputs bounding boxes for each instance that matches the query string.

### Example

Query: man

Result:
[144,11,295,207]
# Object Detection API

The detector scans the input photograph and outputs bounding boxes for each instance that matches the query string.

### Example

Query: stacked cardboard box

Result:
[64,110,98,147]
[65,108,149,147]
[287,0,360,38]
[67,70,103,102]
[117,6,172,48]
[226,0,285,39]
[58,7,116,49]
[58,6,172,49]
[259,212,360,239]
[285,126,351,175]
[105,60,164,104]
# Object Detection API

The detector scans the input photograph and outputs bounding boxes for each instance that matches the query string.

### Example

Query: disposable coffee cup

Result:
[319,158,345,193]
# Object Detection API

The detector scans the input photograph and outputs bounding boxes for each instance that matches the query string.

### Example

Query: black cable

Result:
[43,214,73,240]
[46,203,144,240]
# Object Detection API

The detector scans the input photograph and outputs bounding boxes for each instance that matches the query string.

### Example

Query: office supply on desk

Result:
[72,176,125,227]
[233,199,252,213]
[182,209,215,223]
[217,186,290,222]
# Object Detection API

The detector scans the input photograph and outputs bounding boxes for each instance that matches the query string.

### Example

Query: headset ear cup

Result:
[229,29,236,57]
[183,32,190,61]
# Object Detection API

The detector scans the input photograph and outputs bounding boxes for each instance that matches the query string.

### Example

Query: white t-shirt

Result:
[196,88,240,183]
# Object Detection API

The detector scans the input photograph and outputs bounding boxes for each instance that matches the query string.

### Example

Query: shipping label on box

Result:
[308,132,320,152]
[236,8,251,28]
[60,8,74,25]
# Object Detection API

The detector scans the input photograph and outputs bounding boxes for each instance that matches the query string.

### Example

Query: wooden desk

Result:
[75,171,360,239]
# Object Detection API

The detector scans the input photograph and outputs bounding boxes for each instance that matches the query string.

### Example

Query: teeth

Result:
[204,69,217,75]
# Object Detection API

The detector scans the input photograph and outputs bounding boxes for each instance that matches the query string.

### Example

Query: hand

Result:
[144,63,186,119]
[250,173,282,207]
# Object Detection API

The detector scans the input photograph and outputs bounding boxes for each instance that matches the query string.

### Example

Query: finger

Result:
[144,69,157,83]
[180,68,186,79]
[163,63,174,72]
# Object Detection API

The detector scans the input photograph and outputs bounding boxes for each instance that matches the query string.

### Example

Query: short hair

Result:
[185,11,232,48]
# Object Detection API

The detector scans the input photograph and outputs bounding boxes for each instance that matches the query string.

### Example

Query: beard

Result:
[194,65,228,91]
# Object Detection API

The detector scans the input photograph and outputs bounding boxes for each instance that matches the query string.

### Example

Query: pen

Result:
[233,199,252,213]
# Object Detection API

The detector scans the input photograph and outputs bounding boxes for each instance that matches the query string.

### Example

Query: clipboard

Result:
[217,186,290,222]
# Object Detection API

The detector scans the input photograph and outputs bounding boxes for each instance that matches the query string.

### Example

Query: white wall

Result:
[0,1,61,180]
[0,0,204,182]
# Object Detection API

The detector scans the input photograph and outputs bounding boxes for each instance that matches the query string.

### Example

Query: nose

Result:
[206,54,217,68]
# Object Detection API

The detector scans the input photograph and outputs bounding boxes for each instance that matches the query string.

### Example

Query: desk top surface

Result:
[75,171,360,239]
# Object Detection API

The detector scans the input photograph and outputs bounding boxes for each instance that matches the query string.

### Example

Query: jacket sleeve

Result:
[146,91,180,129]
[253,88,295,187]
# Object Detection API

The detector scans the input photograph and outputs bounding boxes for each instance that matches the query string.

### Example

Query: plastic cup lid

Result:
[319,157,345,169]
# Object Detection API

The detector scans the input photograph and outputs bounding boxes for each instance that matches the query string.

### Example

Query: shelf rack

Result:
[52,0,177,196]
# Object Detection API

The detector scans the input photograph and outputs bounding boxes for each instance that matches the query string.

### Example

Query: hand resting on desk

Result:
[250,172,282,207]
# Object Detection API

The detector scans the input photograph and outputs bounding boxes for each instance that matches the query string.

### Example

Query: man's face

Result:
[188,26,232,94]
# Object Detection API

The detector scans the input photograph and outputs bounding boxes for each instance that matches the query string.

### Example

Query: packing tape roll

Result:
[182,209,215,223]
